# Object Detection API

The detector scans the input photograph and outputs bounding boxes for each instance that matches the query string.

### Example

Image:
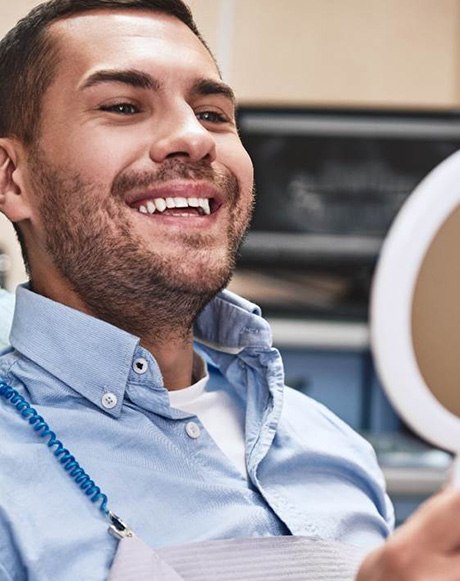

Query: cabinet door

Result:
[229,0,460,108]
[3,1,460,108]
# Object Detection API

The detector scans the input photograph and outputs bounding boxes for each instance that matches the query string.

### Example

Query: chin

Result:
[170,258,234,296]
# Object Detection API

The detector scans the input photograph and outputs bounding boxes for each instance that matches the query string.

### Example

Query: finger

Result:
[356,525,460,581]
[397,488,460,552]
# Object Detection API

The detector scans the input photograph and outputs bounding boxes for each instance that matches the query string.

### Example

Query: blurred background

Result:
[1,0,460,523]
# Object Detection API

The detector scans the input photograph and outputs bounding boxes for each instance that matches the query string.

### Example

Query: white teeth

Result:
[155,198,167,212]
[137,197,213,215]
[200,199,211,215]
[174,197,188,208]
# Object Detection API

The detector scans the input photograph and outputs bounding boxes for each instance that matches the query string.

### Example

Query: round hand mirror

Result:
[371,150,460,481]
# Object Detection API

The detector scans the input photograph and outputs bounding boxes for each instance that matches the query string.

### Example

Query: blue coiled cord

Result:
[0,380,109,515]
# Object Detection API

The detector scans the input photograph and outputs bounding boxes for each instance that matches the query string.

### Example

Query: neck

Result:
[145,333,195,390]
[30,260,209,392]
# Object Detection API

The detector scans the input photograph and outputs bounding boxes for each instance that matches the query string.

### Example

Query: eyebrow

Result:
[79,69,235,103]
[191,78,236,104]
[80,69,160,91]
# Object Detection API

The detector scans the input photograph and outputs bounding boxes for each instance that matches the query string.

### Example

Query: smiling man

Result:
[0,1,394,579]
[2,2,254,391]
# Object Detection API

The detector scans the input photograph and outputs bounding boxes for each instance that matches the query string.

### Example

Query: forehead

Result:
[48,9,219,83]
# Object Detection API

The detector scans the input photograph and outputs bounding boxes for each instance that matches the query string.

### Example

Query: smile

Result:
[126,181,223,219]
[137,196,212,216]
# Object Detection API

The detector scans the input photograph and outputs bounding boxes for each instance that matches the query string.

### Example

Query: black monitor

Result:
[231,108,460,320]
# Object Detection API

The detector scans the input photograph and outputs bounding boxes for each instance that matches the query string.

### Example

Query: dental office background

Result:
[1,0,460,524]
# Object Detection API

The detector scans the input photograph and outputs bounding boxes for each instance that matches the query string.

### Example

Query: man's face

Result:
[23,9,254,320]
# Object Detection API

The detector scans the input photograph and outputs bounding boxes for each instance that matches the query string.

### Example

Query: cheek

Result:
[43,127,146,182]
[75,138,135,178]
[239,150,255,196]
[217,138,254,193]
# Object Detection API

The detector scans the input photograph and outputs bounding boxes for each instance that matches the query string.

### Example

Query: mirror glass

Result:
[412,204,460,418]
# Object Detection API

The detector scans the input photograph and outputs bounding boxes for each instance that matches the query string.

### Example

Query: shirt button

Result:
[102,392,118,410]
[133,357,148,375]
[185,421,201,439]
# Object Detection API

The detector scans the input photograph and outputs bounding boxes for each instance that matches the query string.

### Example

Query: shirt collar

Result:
[193,290,272,353]
[11,285,140,416]
[10,285,273,414]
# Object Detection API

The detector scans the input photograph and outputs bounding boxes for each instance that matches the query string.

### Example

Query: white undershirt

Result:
[168,357,247,478]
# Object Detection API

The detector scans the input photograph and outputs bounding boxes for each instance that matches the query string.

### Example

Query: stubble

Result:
[29,148,254,342]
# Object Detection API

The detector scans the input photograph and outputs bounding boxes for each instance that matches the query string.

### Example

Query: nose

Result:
[149,107,217,164]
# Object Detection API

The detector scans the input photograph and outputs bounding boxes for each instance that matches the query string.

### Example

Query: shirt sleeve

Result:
[0,518,27,581]
[0,563,16,581]
[279,386,395,546]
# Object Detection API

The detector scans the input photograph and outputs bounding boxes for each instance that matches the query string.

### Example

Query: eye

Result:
[99,103,139,115]
[196,110,228,124]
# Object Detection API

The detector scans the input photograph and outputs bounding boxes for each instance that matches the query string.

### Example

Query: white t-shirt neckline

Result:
[168,352,247,478]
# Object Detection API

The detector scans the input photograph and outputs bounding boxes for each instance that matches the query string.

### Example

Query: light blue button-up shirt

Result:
[0,289,14,350]
[0,286,393,580]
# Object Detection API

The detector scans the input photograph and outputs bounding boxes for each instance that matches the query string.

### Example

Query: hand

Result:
[356,488,460,580]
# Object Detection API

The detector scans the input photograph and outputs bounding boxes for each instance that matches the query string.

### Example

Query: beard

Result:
[28,148,254,342]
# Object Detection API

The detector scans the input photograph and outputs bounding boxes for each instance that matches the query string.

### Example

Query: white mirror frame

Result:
[371,150,460,453]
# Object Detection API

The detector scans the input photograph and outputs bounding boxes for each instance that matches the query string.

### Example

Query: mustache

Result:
[111,160,239,202]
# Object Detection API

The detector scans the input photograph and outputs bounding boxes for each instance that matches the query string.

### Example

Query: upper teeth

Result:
[138,197,211,215]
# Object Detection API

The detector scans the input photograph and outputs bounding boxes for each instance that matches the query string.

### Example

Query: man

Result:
[0,1,451,579]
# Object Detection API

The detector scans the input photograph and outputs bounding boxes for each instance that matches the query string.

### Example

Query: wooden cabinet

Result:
[190,0,460,109]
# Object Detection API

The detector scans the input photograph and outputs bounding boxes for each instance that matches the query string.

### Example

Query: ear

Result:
[0,138,33,223]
